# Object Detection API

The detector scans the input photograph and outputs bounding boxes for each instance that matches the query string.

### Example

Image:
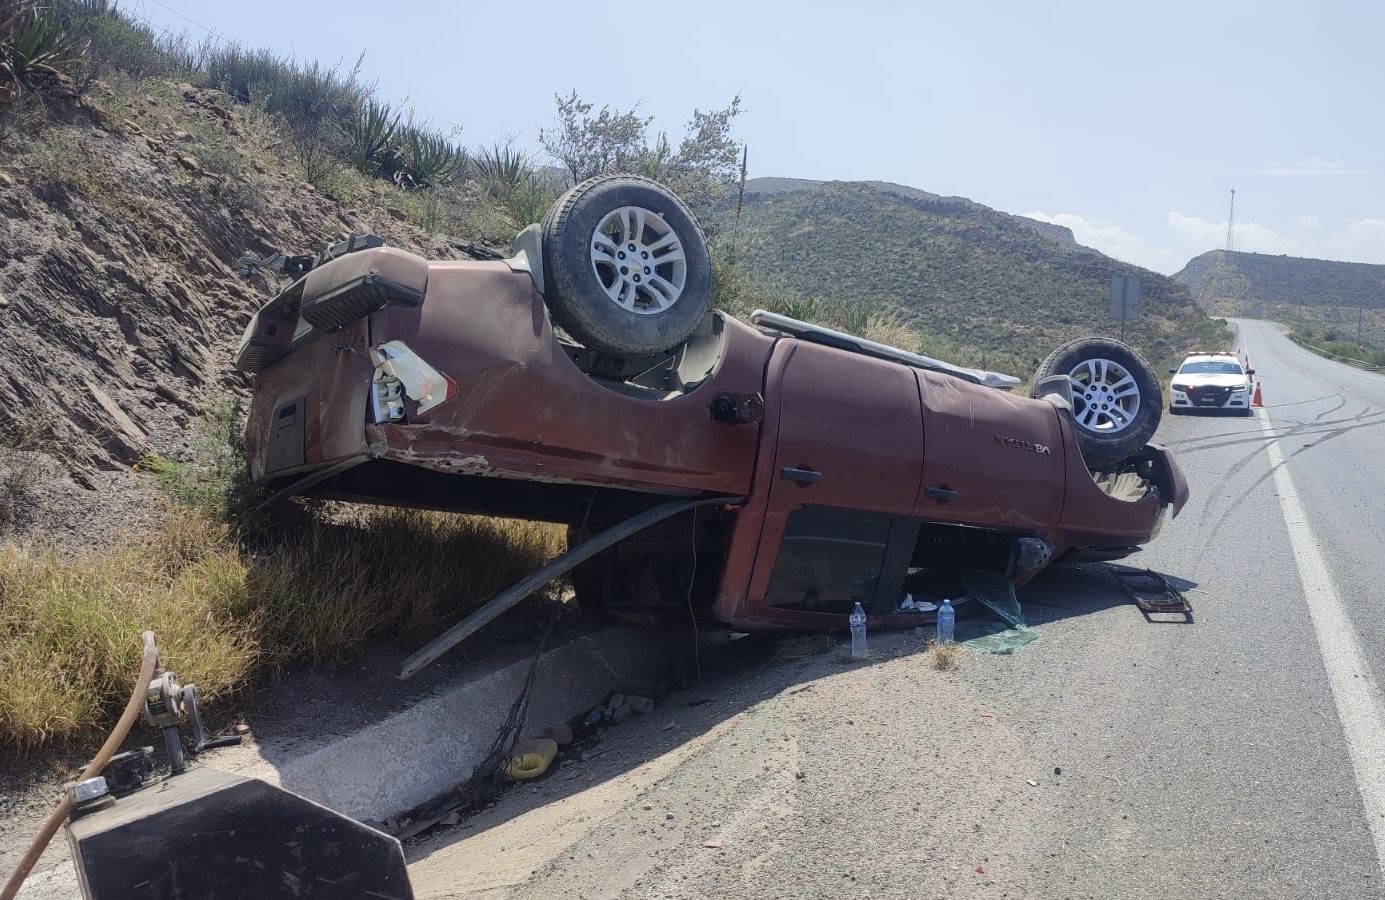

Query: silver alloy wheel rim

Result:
[1067,357,1141,433]
[589,205,687,315]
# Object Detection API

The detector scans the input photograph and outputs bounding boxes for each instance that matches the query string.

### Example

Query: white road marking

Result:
[1258,407,1385,868]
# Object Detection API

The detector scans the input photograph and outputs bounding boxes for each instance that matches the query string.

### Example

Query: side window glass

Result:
[765,507,891,614]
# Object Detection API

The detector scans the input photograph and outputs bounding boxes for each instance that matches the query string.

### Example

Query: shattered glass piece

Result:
[962,570,1026,629]
[963,626,1040,654]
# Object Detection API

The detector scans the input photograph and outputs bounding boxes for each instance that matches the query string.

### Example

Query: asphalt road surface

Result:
[409,319,1385,900]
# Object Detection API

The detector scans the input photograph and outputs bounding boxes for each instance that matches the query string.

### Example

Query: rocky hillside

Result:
[1175,249,1385,318]
[0,79,492,540]
[740,177,1079,246]
[714,179,1214,372]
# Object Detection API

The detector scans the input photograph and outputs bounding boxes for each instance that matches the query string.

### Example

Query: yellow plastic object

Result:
[503,738,558,781]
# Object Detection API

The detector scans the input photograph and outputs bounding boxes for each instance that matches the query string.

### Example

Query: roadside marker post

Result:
[1110,275,1141,342]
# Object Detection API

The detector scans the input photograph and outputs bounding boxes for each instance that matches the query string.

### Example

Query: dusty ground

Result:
[404,630,1009,900]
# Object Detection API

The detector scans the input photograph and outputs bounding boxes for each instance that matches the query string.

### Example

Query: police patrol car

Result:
[1168,351,1255,415]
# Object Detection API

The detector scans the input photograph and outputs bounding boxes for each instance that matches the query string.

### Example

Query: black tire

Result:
[541,174,712,356]
[1030,337,1162,469]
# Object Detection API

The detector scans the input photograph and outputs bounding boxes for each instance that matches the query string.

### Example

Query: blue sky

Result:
[128,0,1383,275]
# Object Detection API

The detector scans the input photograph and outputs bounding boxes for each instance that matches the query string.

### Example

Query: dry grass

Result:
[0,511,257,750]
[247,509,564,666]
[925,640,963,671]
[0,506,562,752]
[862,316,924,353]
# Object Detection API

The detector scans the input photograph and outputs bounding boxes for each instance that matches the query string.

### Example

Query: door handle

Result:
[780,466,822,485]
[925,485,959,503]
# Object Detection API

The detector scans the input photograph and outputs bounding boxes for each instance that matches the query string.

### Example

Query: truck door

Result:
[915,369,1065,533]
[740,340,925,627]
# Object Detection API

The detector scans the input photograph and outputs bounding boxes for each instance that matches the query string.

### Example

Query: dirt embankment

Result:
[0,82,492,546]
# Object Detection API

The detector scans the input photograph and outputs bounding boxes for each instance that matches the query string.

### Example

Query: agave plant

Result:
[471,141,529,197]
[772,295,823,324]
[400,126,462,190]
[1,1,89,90]
[344,98,398,176]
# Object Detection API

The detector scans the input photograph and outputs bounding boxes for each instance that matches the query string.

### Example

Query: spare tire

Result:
[1030,337,1162,469]
[541,174,712,356]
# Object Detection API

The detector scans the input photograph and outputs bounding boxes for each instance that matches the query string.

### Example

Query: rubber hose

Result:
[0,631,159,900]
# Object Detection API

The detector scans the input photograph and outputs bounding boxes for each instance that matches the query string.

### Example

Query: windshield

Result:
[1179,361,1244,375]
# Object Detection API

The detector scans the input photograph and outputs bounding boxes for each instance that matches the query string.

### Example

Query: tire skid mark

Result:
[1180,403,1383,572]
[1168,392,1350,451]
[1170,406,1385,458]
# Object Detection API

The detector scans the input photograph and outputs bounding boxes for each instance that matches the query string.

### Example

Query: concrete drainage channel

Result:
[14,625,697,899]
[221,626,696,822]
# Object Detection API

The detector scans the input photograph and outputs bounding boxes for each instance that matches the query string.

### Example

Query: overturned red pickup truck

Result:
[236,175,1187,648]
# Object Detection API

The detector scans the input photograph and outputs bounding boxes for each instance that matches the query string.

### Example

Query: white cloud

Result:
[1254,157,1377,177]
[1167,212,1289,255]
[1167,212,1385,264]
[1166,212,1224,245]
[1017,210,1385,277]
[1023,211,1187,274]
[1346,218,1385,240]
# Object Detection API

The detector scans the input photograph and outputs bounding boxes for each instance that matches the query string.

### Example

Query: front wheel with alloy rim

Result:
[541,174,713,357]
[1030,337,1162,469]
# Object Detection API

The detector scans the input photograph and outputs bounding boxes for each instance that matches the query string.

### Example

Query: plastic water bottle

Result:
[849,601,868,657]
[936,598,955,644]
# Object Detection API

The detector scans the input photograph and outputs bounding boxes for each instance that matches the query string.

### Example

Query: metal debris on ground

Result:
[1108,566,1194,623]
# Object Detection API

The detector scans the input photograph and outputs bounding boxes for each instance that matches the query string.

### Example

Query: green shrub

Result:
[499,173,559,229]
[711,254,808,321]
[288,118,345,187]
[59,0,175,87]
[203,45,367,127]
[467,142,560,228]
[141,393,261,529]
[1191,316,1234,348]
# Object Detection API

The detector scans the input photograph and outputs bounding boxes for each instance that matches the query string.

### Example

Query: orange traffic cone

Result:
[1251,380,1264,408]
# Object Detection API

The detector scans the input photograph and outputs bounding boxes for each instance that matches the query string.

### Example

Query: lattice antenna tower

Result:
[1225,189,1236,252]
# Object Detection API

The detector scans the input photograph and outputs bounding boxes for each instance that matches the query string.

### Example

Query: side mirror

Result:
[1246,368,1255,376]
[1168,368,1177,375]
